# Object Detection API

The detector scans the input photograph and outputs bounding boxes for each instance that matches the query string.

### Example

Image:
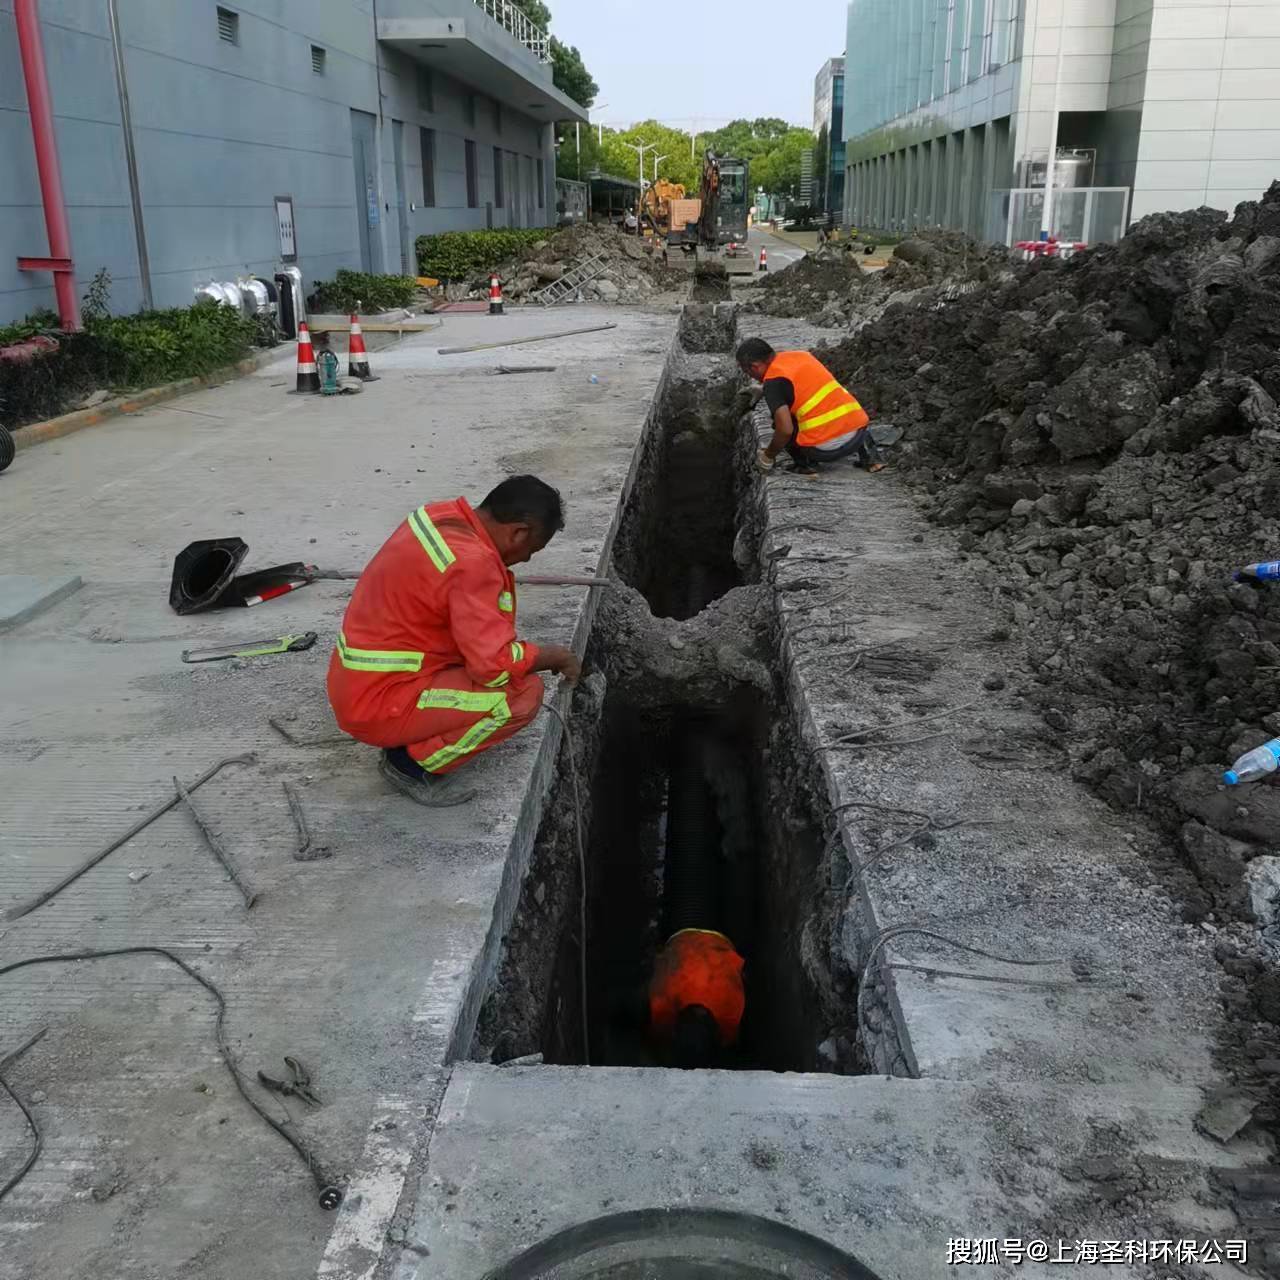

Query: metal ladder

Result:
[531,252,609,306]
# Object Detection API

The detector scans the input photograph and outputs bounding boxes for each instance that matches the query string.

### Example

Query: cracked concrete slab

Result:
[395,1064,1256,1280]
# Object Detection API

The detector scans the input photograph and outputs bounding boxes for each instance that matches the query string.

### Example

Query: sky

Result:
[543,0,846,131]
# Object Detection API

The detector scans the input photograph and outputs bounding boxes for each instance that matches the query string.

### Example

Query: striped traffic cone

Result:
[294,322,319,393]
[347,311,376,380]
[488,274,504,316]
[758,246,768,272]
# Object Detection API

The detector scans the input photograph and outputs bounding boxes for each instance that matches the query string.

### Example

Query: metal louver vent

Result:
[216,7,238,44]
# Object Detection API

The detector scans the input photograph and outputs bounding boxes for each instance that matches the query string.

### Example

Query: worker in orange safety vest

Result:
[648,928,745,1067]
[327,475,581,807]
[735,337,883,477]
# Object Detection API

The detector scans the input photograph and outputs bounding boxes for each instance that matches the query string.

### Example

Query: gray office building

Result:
[1,0,587,323]
[842,0,1280,246]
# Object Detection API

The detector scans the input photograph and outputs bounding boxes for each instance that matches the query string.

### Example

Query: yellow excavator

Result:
[640,179,687,237]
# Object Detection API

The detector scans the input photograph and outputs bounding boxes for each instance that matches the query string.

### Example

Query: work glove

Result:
[756,449,775,474]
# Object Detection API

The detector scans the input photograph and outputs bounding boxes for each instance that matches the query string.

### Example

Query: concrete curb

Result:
[12,345,290,454]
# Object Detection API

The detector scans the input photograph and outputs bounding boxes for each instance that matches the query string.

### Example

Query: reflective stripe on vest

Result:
[497,590,514,613]
[408,506,457,574]
[336,632,424,673]
[414,687,511,773]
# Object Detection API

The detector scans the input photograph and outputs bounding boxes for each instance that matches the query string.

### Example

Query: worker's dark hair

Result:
[735,337,775,367]
[672,1004,720,1069]
[479,475,565,536]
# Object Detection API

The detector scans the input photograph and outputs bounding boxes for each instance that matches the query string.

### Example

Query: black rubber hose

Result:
[663,727,722,935]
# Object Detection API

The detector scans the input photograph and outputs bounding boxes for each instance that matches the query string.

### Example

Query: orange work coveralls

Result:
[327,497,544,774]
[648,928,746,1047]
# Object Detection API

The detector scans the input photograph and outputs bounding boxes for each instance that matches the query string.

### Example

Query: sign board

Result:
[275,196,297,262]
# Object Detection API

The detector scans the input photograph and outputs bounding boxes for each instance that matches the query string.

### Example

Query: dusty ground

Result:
[0,305,673,1280]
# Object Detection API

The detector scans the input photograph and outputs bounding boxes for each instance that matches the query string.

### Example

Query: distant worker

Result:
[735,337,883,477]
[327,476,581,807]
[649,927,746,1067]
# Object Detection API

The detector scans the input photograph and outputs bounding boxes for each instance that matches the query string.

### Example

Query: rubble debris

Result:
[743,228,1011,327]
[468,224,684,305]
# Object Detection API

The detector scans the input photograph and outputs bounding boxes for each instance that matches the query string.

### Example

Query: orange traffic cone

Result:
[758,246,768,272]
[488,274,504,316]
[294,322,319,393]
[347,311,376,380]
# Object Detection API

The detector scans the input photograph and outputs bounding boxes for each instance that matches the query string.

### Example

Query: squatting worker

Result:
[327,476,581,807]
[649,928,745,1067]
[735,338,882,477]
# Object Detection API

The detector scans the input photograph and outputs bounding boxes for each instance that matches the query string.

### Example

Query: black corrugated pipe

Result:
[663,725,722,935]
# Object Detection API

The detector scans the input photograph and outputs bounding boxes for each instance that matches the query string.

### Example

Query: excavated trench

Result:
[472,340,856,1074]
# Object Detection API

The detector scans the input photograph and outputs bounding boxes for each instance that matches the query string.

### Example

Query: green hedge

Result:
[1,299,259,429]
[309,269,418,313]
[416,228,554,281]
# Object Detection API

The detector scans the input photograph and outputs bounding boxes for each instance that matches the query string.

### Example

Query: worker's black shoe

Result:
[379,748,476,808]
[788,459,821,478]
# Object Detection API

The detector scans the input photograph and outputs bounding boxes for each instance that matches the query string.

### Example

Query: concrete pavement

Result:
[0,303,674,1280]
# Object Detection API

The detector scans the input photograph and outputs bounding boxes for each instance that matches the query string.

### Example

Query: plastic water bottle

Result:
[1234,561,1280,582]
[1224,739,1280,785]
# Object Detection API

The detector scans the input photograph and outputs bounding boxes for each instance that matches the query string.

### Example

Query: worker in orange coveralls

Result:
[648,928,745,1067]
[327,475,581,807]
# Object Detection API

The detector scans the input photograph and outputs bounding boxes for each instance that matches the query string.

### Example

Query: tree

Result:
[513,1,598,108]
[550,37,598,109]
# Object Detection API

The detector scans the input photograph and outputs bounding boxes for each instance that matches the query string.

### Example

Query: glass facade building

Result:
[813,57,846,217]
[842,0,1280,242]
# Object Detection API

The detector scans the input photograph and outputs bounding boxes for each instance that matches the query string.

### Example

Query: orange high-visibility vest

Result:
[764,350,869,447]
[649,929,745,1047]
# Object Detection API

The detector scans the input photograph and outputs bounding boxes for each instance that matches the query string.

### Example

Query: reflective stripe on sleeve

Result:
[407,506,457,573]
[497,591,514,613]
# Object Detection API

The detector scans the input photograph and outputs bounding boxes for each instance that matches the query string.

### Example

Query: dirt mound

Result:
[820,185,1280,942]
[878,227,1011,290]
[745,228,1011,326]
[473,224,684,305]
[743,249,872,322]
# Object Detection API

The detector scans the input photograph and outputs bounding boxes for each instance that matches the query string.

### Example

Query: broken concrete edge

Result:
[443,327,679,1067]
[11,345,292,454]
[0,574,85,634]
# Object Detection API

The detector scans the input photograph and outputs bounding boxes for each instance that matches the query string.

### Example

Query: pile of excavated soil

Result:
[744,228,1013,326]
[473,224,684,305]
[806,184,1280,1094]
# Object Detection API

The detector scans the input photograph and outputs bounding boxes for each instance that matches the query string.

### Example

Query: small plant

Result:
[309,270,418,313]
[81,268,112,322]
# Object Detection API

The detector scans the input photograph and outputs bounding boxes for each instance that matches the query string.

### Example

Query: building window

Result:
[311,45,325,74]
[417,67,434,113]
[466,94,476,128]
[493,147,504,208]
[420,128,436,207]
[216,6,239,44]
[537,158,545,208]
[465,139,478,208]
[493,99,503,134]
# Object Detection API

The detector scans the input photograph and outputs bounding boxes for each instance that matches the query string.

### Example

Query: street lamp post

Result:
[652,153,669,183]
[591,102,611,149]
[623,140,656,224]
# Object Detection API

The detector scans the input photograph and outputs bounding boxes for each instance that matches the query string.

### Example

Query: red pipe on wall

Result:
[15,0,81,331]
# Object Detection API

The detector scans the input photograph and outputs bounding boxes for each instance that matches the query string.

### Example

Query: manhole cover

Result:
[483,1208,883,1280]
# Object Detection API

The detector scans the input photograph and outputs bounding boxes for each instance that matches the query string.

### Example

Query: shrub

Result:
[1,292,259,429]
[416,228,553,280]
[309,269,418,313]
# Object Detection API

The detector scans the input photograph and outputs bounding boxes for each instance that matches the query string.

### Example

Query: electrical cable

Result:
[0,1067,41,1204]
[0,947,343,1210]
[540,698,591,1065]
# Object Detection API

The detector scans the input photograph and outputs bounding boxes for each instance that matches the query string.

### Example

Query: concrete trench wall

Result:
[467,309,870,1074]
